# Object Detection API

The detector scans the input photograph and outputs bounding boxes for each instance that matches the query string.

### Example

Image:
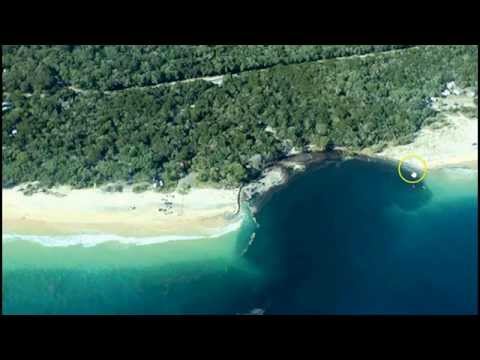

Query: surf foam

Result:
[2,214,245,247]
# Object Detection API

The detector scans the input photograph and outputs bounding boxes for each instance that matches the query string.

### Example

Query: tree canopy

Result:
[2,45,477,189]
[3,45,412,92]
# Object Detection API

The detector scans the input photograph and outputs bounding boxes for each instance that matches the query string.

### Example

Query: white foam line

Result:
[439,167,478,174]
[2,215,245,248]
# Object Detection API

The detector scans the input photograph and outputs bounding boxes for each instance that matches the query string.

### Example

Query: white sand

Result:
[2,186,239,237]
[375,92,478,169]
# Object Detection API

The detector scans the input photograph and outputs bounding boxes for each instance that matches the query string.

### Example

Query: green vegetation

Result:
[2,45,412,92]
[132,183,150,193]
[18,182,44,196]
[457,106,478,118]
[102,184,124,193]
[2,45,477,189]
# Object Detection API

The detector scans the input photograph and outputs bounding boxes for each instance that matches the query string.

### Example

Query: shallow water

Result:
[2,160,477,314]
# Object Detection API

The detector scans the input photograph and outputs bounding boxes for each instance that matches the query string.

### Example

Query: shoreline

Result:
[241,151,344,214]
[246,150,477,208]
[242,90,478,213]
[2,186,243,240]
[3,92,477,243]
[2,151,476,243]
[2,217,245,247]
[369,91,478,171]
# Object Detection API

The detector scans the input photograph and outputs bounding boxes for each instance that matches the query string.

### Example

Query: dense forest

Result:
[2,45,412,92]
[2,45,478,189]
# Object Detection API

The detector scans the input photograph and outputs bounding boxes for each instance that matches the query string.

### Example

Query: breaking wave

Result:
[2,215,245,248]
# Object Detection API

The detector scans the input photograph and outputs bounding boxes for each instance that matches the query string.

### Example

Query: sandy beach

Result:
[372,90,478,170]
[3,88,477,241]
[2,186,240,237]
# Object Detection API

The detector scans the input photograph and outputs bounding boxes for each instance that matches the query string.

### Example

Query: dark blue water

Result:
[3,159,477,314]
[246,159,477,314]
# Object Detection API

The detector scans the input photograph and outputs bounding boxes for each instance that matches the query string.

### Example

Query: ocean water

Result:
[2,159,478,314]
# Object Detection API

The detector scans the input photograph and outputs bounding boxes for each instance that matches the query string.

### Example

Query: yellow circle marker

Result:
[397,154,428,184]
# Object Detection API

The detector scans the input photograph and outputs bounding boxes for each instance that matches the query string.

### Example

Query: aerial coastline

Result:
[371,90,478,171]
[4,130,476,242]
[3,45,479,316]
[2,87,477,242]
[244,89,479,211]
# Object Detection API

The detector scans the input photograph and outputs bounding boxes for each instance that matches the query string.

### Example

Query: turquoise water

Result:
[2,210,263,315]
[2,159,478,314]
